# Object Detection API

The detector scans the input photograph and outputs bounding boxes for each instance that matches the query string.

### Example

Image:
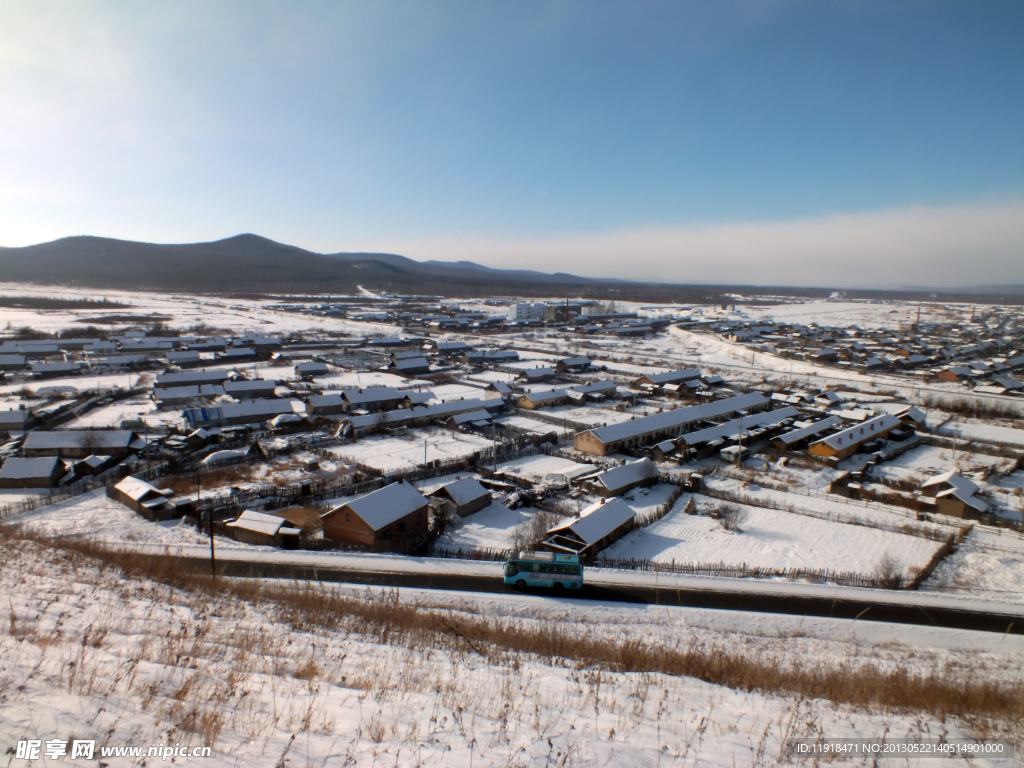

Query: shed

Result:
[107,476,177,521]
[224,510,303,548]
[543,498,636,557]
[920,471,990,520]
[430,477,492,517]
[583,458,658,497]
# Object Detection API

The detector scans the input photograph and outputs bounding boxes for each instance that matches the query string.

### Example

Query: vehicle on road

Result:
[504,551,583,590]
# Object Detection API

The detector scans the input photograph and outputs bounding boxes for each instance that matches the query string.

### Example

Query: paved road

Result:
[183,556,1023,636]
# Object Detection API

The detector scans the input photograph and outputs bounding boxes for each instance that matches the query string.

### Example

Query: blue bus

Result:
[503,551,583,590]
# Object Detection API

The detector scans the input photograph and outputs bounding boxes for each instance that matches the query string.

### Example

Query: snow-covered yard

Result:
[327,428,495,474]
[434,501,534,552]
[602,494,944,579]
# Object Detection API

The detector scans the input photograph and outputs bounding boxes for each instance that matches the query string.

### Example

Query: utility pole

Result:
[198,473,215,580]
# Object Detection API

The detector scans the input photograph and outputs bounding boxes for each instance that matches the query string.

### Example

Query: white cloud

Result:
[373,201,1024,288]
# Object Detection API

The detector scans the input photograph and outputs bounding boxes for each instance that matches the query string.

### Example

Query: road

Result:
[179,555,1024,636]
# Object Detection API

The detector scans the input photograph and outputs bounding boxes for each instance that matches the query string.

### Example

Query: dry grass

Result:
[3,525,1022,724]
[157,464,260,494]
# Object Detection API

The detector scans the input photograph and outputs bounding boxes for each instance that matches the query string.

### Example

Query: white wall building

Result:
[509,302,550,322]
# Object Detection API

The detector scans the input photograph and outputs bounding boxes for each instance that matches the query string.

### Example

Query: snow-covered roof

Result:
[520,388,568,406]
[589,458,657,492]
[0,456,60,480]
[520,367,555,379]
[342,387,402,405]
[643,369,701,385]
[0,409,32,427]
[226,510,301,537]
[223,379,278,394]
[586,393,770,445]
[775,416,842,446]
[450,409,493,425]
[23,430,135,450]
[153,384,226,401]
[393,357,430,370]
[349,397,504,429]
[436,477,490,506]
[559,356,592,368]
[570,380,617,396]
[182,399,305,426]
[812,413,900,452]
[113,475,172,502]
[336,481,428,531]
[547,498,635,545]
[155,369,234,386]
[680,406,798,447]
[295,362,330,374]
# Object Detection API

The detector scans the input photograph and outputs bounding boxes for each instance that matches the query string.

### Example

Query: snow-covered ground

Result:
[435,501,534,552]
[602,494,944,579]
[1,535,1020,768]
[327,428,495,474]
[64,396,183,429]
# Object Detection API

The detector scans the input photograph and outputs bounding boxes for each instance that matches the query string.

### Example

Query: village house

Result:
[22,430,138,459]
[295,362,330,378]
[321,481,430,552]
[0,456,67,488]
[555,356,592,373]
[808,413,900,460]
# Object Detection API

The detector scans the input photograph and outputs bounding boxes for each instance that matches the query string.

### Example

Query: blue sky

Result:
[1,1,1022,286]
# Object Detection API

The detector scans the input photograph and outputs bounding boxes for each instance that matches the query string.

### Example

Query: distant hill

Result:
[1,234,1020,304]
[0,234,607,297]
[0,234,725,302]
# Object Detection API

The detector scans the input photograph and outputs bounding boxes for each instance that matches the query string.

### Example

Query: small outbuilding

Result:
[581,458,658,497]
[224,510,303,548]
[429,477,491,517]
[542,498,636,558]
[107,476,177,521]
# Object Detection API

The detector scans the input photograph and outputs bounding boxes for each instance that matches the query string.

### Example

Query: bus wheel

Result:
[515,580,526,590]
[552,582,564,590]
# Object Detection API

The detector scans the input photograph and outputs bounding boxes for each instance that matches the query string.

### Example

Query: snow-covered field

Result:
[603,494,944,579]
[1,535,1020,768]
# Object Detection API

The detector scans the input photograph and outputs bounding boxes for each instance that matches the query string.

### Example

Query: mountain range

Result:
[0,234,1021,303]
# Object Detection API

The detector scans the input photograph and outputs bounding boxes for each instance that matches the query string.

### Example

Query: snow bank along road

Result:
[157,548,1024,635]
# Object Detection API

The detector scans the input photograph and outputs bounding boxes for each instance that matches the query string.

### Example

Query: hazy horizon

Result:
[1,1,1022,288]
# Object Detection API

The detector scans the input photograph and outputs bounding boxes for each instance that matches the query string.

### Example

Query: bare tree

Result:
[510,509,564,552]
[720,505,748,533]
[875,552,904,589]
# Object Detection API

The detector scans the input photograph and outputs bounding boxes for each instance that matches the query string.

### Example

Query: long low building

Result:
[679,406,799,448]
[347,397,505,436]
[808,413,900,460]
[182,399,306,428]
[22,430,138,459]
[772,416,843,450]
[573,392,770,456]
